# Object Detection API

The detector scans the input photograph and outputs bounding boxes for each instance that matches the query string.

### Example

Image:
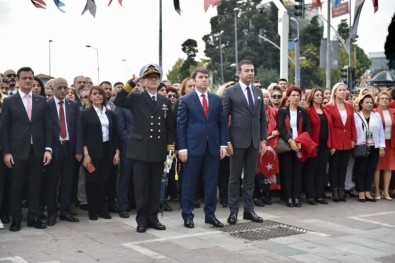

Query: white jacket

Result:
[354,111,385,148]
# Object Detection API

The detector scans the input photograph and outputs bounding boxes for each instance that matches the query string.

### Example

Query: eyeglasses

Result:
[379,97,390,100]
[144,74,160,80]
[271,95,282,99]
[6,74,16,78]
[167,94,177,99]
[255,86,262,89]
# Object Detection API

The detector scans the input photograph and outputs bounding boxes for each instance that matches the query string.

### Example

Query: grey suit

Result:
[222,82,267,213]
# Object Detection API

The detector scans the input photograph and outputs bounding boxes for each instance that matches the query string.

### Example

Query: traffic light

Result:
[350,67,356,88]
[294,0,305,19]
[341,66,349,85]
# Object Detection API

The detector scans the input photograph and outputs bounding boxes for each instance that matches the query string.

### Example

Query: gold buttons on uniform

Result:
[151,123,153,125]
[150,129,153,132]
[150,135,153,138]
[158,136,160,139]
[158,130,161,132]
[158,117,161,119]
[151,116,154,119]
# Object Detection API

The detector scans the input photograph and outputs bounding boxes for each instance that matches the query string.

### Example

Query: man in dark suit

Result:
[222,60,267,225]
[46,77,82,226]
[114,64,175,233]
[0,67,52,231]
[177,68,227,229]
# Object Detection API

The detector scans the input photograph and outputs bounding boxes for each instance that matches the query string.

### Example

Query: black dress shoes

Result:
[60,214,79,222]
[287,198,294,207]
[98,212,112,219]
[243,211,264,223]
[227,212,237,225]
[147,221,166,230]
[89,214,98,220]
[253,198,265,207]
[1,215,10,224]
[307,199,317,205]
[47,216,57,226]
[161,201,173,212]
[205,217,224,228]
[119,211,129,218]
[366,197,376,202]
[293,198,302,207]
[136,223,147,233]
[262,197,272,205]
[27,219,47,229]
[220,199,228,208]
[79,204,88,211]
[316,198,328,204]
[184,219,194,229]
[9,220,21,232]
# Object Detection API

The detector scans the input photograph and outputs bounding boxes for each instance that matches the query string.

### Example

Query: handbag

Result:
[352,113,371,159]
[276,137,291,154]
[352,144,370,159]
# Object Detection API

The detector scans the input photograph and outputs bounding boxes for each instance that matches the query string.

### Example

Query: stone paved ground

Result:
[0,197,394,263]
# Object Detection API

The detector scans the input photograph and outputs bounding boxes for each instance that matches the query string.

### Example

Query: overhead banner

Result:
[332,1,349,18]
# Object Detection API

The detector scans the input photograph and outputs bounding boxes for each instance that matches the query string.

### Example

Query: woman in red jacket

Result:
[325,83,356,202]
[374,91,395,200]
[304,88,333,205]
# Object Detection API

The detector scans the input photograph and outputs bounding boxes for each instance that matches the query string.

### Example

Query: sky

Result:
[0,0,393,85]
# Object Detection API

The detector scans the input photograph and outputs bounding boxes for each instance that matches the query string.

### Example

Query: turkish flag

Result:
[204,0,219,12]
[256,137,280,190]
[311,0,322,10]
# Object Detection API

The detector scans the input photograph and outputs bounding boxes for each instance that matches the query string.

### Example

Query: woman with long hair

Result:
[81,85,120,220]
[373,91,395,200]
[277,86,311,207]
[354,93,385,202]
[325,83,356,202]
[303,88,333,205]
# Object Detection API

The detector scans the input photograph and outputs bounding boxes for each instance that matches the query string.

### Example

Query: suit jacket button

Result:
[151,116,154,119]
[150,129,153,132]
[158,130,161,132]
[158,117,161,119]
[158,123,161,126]
[158,136,160,139]
[151,123,153,125]
[150,135,153,138]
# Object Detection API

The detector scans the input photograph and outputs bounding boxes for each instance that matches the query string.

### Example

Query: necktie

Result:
[246,86,254,112]
[59,101,67,139]
[152,95,156,106]
[25,94,32,120]
[201,94,208,118]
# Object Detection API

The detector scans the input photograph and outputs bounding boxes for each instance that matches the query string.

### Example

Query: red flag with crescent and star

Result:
[256,137,280,190]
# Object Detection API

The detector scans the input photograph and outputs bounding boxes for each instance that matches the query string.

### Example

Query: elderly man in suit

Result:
[222,60,267,225]
[0,67,52,231]
[46,77,82,226]
[177,68,227,228]
[114,64,175,233]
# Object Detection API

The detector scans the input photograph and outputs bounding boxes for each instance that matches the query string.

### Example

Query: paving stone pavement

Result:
[0,197,394,263]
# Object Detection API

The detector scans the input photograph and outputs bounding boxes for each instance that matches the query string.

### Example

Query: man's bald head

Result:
[53,77,69,100]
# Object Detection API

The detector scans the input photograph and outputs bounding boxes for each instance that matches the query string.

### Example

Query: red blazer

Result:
[389,100,395,109]
[324,101,356,150]
[266,105,278,137]
[306,105,333,149]
[375,106,395,148]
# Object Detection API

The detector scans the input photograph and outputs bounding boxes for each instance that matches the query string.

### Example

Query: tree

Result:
[166,58,184,84]
[179,39,198,80]
[337,19,349,43]
[384,12,395,70]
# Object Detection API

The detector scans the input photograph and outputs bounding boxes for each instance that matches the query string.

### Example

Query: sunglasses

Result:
[255,86,262,89]
[82,96,89,99]
[6,74,16,78]
[167,94,177,98]
[272,95,282,99]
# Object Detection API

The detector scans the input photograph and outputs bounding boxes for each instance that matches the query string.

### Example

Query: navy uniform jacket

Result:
[114,89,175,162]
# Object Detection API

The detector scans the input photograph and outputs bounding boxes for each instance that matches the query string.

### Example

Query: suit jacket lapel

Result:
[50,99,60,128]
[193,92,206,117]
[235,85,250,111]
[143,91,156,111]
[16,93,30,122]
[65,99,72,129]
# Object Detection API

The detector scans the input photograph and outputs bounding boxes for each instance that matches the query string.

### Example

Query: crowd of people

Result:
[0,61,394,233]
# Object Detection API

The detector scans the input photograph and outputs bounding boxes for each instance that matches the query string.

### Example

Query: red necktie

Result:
[201,94,208,118]
[59,101,67,139]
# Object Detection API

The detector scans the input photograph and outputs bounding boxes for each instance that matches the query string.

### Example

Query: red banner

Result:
[332,2,349,18]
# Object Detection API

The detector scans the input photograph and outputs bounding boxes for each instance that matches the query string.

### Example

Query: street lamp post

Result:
[121,59,127,80]
[290,17,300,87]
[49,40,53,77]
[234,8,240,68]
[214,31,224,84]
[86,45,100,84]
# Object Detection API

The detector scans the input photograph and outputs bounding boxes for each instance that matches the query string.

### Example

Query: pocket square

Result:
[257,96,262,100]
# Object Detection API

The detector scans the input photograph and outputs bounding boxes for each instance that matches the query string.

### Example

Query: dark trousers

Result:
[228,144,259,213]
[46,143,74,217]
[303,147,330,199]
[71,159,82,205]
[0,157,10,219]
[84,143,111,217]
[117,154,134,212]
[354,147,379,192]
[133,160,163,225]
[329,149,351,189]
[279,151,303,199]
[107,164,118,207]
[181,150,219,221]
[10,147,43,221]
[218,156,230,203]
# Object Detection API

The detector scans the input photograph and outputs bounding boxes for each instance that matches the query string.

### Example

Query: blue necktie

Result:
[246,86,254,112]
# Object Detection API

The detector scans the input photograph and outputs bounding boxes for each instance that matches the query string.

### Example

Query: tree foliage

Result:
[179,39,198,81]
[166,58,184,84]
[384,12,395,70]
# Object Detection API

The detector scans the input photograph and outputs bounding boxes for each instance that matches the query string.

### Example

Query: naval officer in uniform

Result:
[114,64,175,233]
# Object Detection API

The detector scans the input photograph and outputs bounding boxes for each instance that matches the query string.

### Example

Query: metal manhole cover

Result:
[217,220,308,241]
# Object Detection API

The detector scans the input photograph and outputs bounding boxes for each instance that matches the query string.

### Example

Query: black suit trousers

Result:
[278,151,303,199]
[133,160,163,225]
[329,149,351,189]
[10,146,43,221]
[46,142,75,217]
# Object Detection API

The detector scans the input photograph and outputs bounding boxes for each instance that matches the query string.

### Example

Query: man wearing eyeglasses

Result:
[114,64,175,233]
[3,70,17,95]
